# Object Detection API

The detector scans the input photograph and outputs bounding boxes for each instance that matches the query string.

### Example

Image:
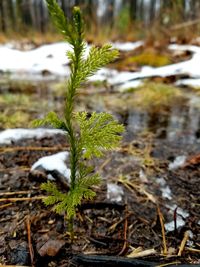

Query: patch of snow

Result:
[165,205,189,232]
[176,78,200,88]
[139,169,148,183]
[111,41,143,51]
[156,177,172,200]
[0,42,73,77]
[187,230,194,247]
[89,68,118,82]
[110,44,200,89]
[2,42,200,88]
[31,152,70,183]
[0,128,65,145]
[107,183,124,202]
[165,217,185,232]
[168,155,187,170]
[118,80,143,92]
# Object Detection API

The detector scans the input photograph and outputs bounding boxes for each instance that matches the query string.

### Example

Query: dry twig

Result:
[26,216,34,267]
[0,196,45,203]
[157,206,167,255]
[118,204,128,256]
[178,230,189,256]
[127,247,156,258]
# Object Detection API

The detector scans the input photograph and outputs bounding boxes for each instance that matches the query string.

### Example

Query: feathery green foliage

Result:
[35,0,124,238]
[76,111,124,159]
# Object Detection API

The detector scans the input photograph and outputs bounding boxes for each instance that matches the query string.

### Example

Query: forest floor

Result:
[0,128,200,267]
[0,41,200,266]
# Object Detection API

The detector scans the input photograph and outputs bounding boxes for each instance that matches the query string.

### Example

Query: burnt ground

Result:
[0,131,199,267]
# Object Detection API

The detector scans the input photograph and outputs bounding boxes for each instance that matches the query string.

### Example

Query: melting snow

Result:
[0,41,142,80]
[0,42,73,77]
[107,183,124,202]
[0,128,65,145]
[168,155,187,170]
[1,41,200,88]
[31,151,71,183]
[165,205,189,232]
[111,41,143,51]
[156,177,172,200]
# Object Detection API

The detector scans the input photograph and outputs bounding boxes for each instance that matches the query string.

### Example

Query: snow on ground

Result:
[0,128,65,145]
[168,155,187,170]
[1,41,200,87]
[0,41,141,80]
[107,183,124,202]
[31,151,71,183]
[111,41,143,51]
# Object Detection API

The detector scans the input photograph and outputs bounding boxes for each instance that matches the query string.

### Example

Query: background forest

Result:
[1,0,200,42]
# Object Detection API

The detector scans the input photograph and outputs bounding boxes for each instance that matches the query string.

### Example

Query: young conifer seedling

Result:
[33,0,124,239]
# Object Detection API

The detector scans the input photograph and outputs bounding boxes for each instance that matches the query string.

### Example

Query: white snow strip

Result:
[168,155,187,170]
[0,41,143,79]
[1,42,200,88]
[118,80,143,92]
[0,128,65,145]
[110,44,200,88]
[0,42,73,76]
[111,41,143,51]
[31,152,71,183]
[107,183,124,202]
[176,78,200,88]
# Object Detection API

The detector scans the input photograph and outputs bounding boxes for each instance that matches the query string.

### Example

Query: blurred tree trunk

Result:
[7,0,16,31]
[0,0,6,32]
[84,0,98,31]
[139,0,144,22]
[21,0,32,26]
[150,0,156,22]
[162,0,173,9]
[39,0,46,33]
[61,0,73,19]
[16,0,23,31]
[129,0,137,21]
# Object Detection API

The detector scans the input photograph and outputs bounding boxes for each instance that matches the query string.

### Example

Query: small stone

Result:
[38,239,66,257]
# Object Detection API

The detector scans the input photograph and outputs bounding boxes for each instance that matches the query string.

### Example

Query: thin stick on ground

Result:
[118,204,128,256]
[0,190,36,196]
[178,230,189,256]
[157,206,167,255]
[0,203,13,209]
[0,196,46,203]
[26,216,35,267]
[0,146,68,153]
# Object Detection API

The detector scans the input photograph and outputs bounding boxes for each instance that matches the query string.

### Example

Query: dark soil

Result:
[0,130,199,267]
